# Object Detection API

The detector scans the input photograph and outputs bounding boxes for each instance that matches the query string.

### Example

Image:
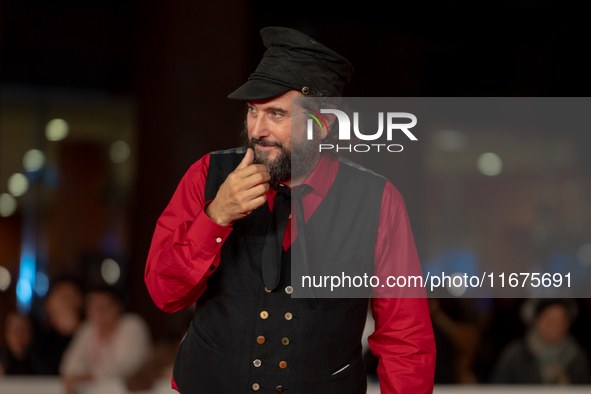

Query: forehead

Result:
[52,282,80,296]
[247,90,303,110]
[539,304,569,319]
[87,291,117,305]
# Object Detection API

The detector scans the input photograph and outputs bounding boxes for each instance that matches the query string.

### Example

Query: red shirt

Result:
[145,152,436,394]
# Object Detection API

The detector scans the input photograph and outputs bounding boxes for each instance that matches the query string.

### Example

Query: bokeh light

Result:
[477,152,503,176]
[8,173,29,197]
[45,118,69,141]
[109,141,130,164]
[16,279,33,303]
[34,272,50,297]
[446,272,467,297]
[0,266,11,291]
[101,258,121,285]
[0,193,17,217]
[23,149,46,172]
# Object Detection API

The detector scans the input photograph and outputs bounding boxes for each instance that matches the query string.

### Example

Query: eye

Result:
[247,106,257,116]
[271,111,284,118]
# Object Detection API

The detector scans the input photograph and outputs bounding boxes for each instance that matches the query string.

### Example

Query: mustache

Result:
[250,138,283,148]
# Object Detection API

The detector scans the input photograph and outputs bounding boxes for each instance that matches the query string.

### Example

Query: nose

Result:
[249,114,270,140]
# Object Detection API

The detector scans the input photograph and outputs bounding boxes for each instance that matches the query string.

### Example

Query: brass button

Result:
[276,385,284,393]
[257,335,265,344]
[285,286,293,294]
[279,361,287,369]
[284,312,292,320]
[281,337,289,345]
[253,359,262,367]
[264,287,272,293]
[301,86,310,95]
[260,311,269,319]
[252,383,260,391]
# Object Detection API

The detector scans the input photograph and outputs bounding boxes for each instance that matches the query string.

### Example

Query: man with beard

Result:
[145,27,435,393]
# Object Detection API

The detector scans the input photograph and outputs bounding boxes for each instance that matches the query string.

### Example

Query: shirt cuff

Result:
[186,200,233,255]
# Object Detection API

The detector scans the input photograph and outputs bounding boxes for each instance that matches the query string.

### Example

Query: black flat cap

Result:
[228,27,354,100]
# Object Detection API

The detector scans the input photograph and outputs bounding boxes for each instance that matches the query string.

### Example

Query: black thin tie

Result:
[262,184,313,292]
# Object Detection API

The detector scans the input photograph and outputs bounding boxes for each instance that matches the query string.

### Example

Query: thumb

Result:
[237,148,254,169]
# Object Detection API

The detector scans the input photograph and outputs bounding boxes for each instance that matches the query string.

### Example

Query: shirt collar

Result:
[289,152,338,200]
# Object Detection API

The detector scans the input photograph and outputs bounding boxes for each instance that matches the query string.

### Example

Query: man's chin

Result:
[255,144,279,153]
[254,146,279,162]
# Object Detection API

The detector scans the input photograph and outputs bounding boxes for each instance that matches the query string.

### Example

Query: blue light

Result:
[17,280,32,302]
[17,248,36,314]
[34,272,49,297]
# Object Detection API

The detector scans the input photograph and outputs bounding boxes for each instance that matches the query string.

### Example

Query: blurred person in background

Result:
[60,286,151,394]
[126,304,194,392]
[491,299,591,384]
[0,311,37,375]
[30,278,84,375]
[125,339,179,392]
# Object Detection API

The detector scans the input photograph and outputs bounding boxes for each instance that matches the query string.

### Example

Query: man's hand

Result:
[206,148,270,226]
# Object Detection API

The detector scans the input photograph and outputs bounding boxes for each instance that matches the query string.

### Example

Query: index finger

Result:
[235,163,270,177]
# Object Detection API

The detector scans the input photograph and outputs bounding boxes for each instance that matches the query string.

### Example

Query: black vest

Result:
[173,147,386,394]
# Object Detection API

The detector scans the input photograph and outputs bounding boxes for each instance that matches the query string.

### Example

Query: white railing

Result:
[1,377,590,394]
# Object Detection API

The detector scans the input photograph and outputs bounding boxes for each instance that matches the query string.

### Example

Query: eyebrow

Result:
[246,102,289,113]
[265,106,288,113]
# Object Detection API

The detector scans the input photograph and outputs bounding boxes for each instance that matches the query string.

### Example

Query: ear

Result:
[320,113,336,140]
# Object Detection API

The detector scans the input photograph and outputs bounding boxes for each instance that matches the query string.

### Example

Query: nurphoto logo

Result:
[304,108,418,153]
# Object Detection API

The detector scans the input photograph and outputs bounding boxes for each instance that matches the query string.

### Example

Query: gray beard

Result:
[242,133,319,190]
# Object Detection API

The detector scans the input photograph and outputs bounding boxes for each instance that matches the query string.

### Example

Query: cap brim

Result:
[228,79,293,101]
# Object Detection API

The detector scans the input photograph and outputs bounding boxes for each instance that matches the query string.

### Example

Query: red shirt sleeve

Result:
[144,154,233,313]
[369,181,436,394]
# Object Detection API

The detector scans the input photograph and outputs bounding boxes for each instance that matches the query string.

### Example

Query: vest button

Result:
[285,286,293,294]
[279,361,287,369]
[276,385,284,393]
[252,383,260,391]
[284,312,293,320]
[260,311,269,319]
[264,287,272,293]
[253,359,262,367]
[281,337,289,345]
[256,335,265,344]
